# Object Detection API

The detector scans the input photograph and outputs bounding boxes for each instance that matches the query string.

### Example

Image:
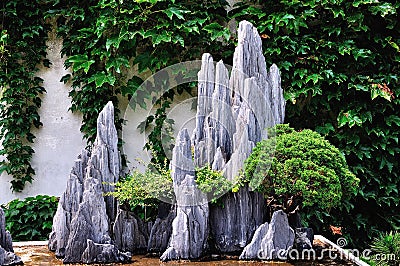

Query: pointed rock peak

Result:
[238,20,262,47]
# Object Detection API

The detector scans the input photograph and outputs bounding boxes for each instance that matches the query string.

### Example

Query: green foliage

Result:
[52,0,233,152]
[0,0,49,191]
[369,231,400,266]
[245,124,359,227]
[195,165,232,204]
[109,162,173,209]
[1,195,58,241]
[110,161,233,219]
[232,0,400,246]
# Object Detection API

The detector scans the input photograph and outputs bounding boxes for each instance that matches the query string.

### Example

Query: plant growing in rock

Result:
[244,124,359,228]
[110,162,231,220]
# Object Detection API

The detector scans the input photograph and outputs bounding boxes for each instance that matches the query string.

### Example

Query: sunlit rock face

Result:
[192,20,285,253]
[49,102,129,264]
[0,207,22,265]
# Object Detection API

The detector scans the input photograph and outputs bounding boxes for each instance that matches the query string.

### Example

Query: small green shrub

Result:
[110,162,233,220]
[369,231,400,266]
[195,165,233,204]
[1,195,58,241]
[245,124,359,224]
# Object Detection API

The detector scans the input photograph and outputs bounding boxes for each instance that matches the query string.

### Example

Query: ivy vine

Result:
[53,0,233,156]
[0,0,50,192]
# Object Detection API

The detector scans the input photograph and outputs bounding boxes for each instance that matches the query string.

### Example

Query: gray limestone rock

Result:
[0,247,4,265]
[81,239,131,264]
[239,211,296,260]
[294,228,314,251]
[259,210,295,260]
[49,102,124,263]
[0,208,22,266]
[0,246,23,266]
[63,176,112,263]
[190,20,284,254]
[160,129,209,261]
[147,204,176,254]
[239,222,269,260]
[113,209,149,253]
[209,185,266,253]
[48,149,89,257]
[0,208,13,253]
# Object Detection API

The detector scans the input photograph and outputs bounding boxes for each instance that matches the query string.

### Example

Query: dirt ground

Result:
[13,244,354,266]
[13,245,293,266]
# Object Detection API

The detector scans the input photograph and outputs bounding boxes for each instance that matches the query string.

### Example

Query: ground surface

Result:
[13,242,354,266]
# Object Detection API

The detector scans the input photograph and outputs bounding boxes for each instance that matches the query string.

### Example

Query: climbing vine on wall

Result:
[0,1,50,192]
[53,0,233,161]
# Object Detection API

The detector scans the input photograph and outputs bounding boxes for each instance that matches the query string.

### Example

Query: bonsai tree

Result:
[244,124,359,228]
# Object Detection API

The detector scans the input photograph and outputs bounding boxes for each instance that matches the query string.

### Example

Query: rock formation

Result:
[294,228,314,251]
[48,102,130,264]
[48,19,286,263]
[240,210,294,260]
[113,209,150,253]
[192,20,285,253]
[160,129,209,261]
[0,208,22,265]
[239,222,269,260]
[147,203,176,254]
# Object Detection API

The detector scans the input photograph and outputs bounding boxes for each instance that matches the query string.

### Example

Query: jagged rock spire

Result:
[49,102,129,264]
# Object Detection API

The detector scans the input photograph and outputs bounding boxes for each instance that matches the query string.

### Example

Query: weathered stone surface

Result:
[49,102,124,263]
[0,246,23,266]
[189,20,284,254]
[81,239,131,264]
[160,129,209,261]
[113,209,149,253]
[259,210,295,260]
[294,227,314,251]
[209,186,266,253]
[0,208,13,253]
[0,208,23,266]
[0,208,22,265]
[48,149,89,257]
[239,222,269,260]
[239,211,294,260]
[148,203,176,254]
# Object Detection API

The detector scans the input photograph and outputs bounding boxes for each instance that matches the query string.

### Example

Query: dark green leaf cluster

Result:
[232,0,400,246]
[195,164,232,204]
[52,0,234,150]
[110,162,233,219]
[369,231,400,266]
[245,124,359,212]
[1,195,58,241]
[0,0,50,191]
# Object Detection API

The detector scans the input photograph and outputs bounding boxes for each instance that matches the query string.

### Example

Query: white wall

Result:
[0,31,197,205]
[0,31,86,204]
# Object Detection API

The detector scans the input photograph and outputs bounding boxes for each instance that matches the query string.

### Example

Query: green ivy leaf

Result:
[163,7,189,20]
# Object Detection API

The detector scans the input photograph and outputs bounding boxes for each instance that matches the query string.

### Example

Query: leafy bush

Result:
[232,0,400,246]
[110,163,233,220]
[195,165,232,204]
[245,124,359,228]
[1,195,58,241]
[369,231,400,266]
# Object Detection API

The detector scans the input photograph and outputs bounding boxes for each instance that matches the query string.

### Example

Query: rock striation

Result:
[48,102,130,264]
[0,207,22,265]
[192,20,285,253]
[160,129,209,261]
[240,210,295,260]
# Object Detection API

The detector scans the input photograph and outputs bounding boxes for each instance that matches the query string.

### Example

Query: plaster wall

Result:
[0,31,197,205]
